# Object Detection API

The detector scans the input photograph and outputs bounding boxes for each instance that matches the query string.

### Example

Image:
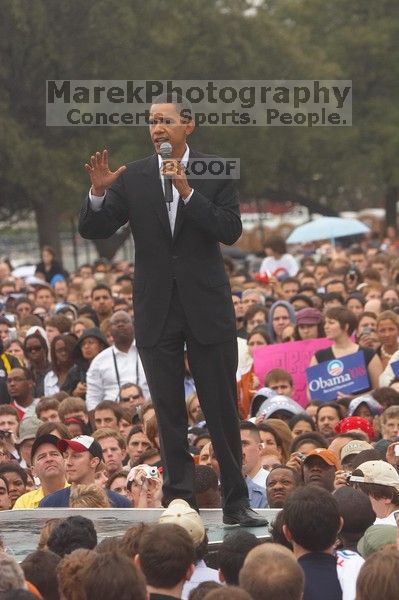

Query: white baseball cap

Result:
[350,460,399,491]
[159,499,205,545]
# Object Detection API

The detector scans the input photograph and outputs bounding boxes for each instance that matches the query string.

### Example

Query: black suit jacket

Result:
[78,149,242,347]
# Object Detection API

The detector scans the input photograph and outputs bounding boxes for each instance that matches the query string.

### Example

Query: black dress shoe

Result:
[223,505,268,527]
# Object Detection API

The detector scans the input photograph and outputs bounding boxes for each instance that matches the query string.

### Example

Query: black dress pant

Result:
[138,282,248,509]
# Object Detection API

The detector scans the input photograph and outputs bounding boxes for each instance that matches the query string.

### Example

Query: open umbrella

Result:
[286,216,370,245]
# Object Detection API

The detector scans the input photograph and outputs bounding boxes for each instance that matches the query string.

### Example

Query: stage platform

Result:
[0,508,280,561]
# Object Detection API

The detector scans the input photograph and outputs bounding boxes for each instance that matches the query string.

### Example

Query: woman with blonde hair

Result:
[69,484,111,508]
[186,393,202,426]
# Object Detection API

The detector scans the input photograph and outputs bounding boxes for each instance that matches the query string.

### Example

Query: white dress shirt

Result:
[85,342,149,411]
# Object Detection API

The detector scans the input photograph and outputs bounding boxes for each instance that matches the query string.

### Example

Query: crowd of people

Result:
[0,231,399,599]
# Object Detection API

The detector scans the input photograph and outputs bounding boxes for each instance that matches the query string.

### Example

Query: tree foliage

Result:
[0,0,397,260]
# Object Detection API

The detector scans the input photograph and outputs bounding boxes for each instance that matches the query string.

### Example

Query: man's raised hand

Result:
[84,149,127,196]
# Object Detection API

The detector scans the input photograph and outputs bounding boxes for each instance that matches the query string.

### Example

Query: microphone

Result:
[160,142,173,209]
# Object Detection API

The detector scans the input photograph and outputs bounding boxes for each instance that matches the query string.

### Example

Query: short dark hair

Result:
[151,93,193,121]
[91,284,112,298]
[288,413,316,432]
[290,431,328,453]
[0,474,9,492]
[126,425,146,445]
[264,235,287,256]
[316,402,343,423]
[82,551,146,600]
[47,516,97,557]
[289,294,314,308]
[138,523,195,588]
[282,486,341,552]
[333,487,375,539]
[326,279,347,292]
[268,464,302,486]
[0,463,28,486]
[21,550,61,600]
[8,366,34,381]
[334,431,368,442]
[194,464,219,493]
[239,421,261,442]
[323,292,345,306]
[218,530,260,585]
[371,386,399,408]
[95,400,123,422]
[242,304,269,329]
[325,306,358,335]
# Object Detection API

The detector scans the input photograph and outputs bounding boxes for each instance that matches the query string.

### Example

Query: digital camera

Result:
[142,465,158,479]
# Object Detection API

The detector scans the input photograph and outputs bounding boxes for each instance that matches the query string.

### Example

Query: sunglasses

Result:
[25,345,43,353]
[120,393,142,402]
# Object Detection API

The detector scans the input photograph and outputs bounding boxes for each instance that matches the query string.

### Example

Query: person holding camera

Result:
[126,464,163,508]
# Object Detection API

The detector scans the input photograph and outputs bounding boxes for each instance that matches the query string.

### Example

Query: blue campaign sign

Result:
[391,360,399,378]
[306,351,370,401]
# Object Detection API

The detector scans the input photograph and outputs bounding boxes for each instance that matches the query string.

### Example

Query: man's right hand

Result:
[84,149,127,196]
[286,451,304,473]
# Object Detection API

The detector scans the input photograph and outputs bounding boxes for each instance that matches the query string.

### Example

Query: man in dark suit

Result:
[79,97,266,526]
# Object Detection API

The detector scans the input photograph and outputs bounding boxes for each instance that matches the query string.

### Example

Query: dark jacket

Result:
[61,327,108,396]
[39,486,132,508]
[78,150,241,347]
[35,260,68,284]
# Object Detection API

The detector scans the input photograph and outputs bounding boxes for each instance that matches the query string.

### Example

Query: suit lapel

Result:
[143,155,172,240]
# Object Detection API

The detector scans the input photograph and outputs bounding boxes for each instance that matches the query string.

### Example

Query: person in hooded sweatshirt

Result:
[61,327,108,400]
[267,300,297,344]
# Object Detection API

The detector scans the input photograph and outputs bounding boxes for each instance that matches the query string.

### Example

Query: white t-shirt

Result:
[336,549,364,600]
[182,560,220,599]
[259,254,299,277]
[374,512,398,526]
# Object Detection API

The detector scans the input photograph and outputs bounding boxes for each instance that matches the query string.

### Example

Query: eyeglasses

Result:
[120,393,142,402]
[25,345,43,353]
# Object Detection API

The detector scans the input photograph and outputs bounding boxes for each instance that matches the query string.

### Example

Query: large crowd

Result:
[0,234,399,600]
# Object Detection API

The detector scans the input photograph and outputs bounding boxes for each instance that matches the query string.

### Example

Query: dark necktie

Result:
[164,176,173,211]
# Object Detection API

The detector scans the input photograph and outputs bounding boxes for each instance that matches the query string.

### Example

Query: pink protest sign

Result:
[253,338,333,407]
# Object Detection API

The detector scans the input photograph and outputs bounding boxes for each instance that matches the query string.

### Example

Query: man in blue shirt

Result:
[39,435,131,508]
